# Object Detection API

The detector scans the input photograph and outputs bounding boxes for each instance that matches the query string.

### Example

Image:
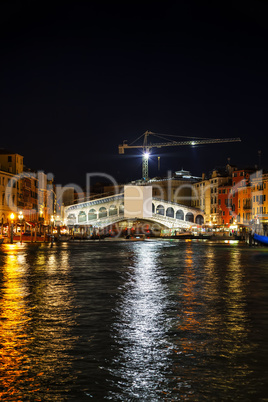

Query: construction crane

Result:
[119,130,241,181]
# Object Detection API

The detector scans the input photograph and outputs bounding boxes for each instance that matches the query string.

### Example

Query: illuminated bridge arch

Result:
[88,209,97,221]
[156,204,165,216]
[109,205,118,216]
[166,207,174,218]
[195,214,204,225]
[99,207,107,218]
[176,209,184,220]
[78,211,86,223]
[185,212,194,223]
[64,191,204,231]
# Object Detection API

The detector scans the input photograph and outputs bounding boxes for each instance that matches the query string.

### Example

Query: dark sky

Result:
[1,0,267,186]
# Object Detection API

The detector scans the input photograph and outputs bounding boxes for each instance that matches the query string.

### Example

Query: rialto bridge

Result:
[64,186,204,233]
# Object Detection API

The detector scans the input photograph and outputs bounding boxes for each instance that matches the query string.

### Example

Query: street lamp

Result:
[51,215,54,232]
[10,213,15,244]
[18,211,24,243]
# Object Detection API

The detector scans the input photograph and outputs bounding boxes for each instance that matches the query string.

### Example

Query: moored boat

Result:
[253,233,268,245]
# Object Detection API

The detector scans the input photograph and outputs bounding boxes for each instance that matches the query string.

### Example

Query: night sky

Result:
[1,0,267,186]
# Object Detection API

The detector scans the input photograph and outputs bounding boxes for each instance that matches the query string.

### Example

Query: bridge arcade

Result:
[65,186,204,234]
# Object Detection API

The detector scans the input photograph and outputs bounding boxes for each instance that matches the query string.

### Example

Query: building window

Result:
[8,156,12,162]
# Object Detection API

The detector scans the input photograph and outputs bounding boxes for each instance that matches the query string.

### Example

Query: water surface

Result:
[0,240,268,400]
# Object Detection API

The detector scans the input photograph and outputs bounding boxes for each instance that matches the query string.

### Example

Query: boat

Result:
[253,233,268,245]
[124,235,146,241]
[104,234,146,241]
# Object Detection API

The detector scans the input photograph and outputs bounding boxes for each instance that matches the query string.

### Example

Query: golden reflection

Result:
[203,246,249,358]
[203,246,220,330]
[0,245,38,400]
[0,245,74,400]
[225,249,248,341]
[177,244,201,354]
[28,247,76,398]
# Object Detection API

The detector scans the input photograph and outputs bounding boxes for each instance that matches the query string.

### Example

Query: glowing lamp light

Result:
[10,213,15,221]
[143,152,150,159]
[191,141,196,146]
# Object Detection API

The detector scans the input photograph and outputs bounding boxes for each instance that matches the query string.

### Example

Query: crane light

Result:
[143,152,150,159]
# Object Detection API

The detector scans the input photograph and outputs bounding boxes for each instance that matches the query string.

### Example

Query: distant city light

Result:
[191,141,196,146]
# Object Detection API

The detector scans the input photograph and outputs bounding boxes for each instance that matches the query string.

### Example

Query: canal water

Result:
[0,240,268,401]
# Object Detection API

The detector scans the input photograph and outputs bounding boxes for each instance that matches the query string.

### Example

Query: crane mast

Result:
[119,131,241,181]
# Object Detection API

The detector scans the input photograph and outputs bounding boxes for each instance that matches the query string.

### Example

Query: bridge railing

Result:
[66,193,124,211]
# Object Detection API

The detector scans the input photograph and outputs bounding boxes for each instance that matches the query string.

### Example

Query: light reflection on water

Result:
[0,241,268,400]
[109,242,171,400]
[0,243,76,401]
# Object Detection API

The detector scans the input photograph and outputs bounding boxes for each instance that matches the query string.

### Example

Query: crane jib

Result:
[118,134,241,180]
[119,137,241,150]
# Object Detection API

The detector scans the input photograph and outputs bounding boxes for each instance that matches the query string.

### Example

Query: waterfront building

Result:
[191,173,211,223]
[0,150,23,224]
[218,183,233,225]
[149,169,200,206]
[251,171,268,224]
[0,149,56,228]
[192,165,234,224]
[0,149,24,175]
[102,169,200,207]
[237,184,252,224]
[218,168,255,225]
[21,168,39,222]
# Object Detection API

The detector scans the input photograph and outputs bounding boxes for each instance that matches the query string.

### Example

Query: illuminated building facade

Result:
[251,171,268,224]
[192,165,233,224]
[0,150,55,227]
[0,151,23,224]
